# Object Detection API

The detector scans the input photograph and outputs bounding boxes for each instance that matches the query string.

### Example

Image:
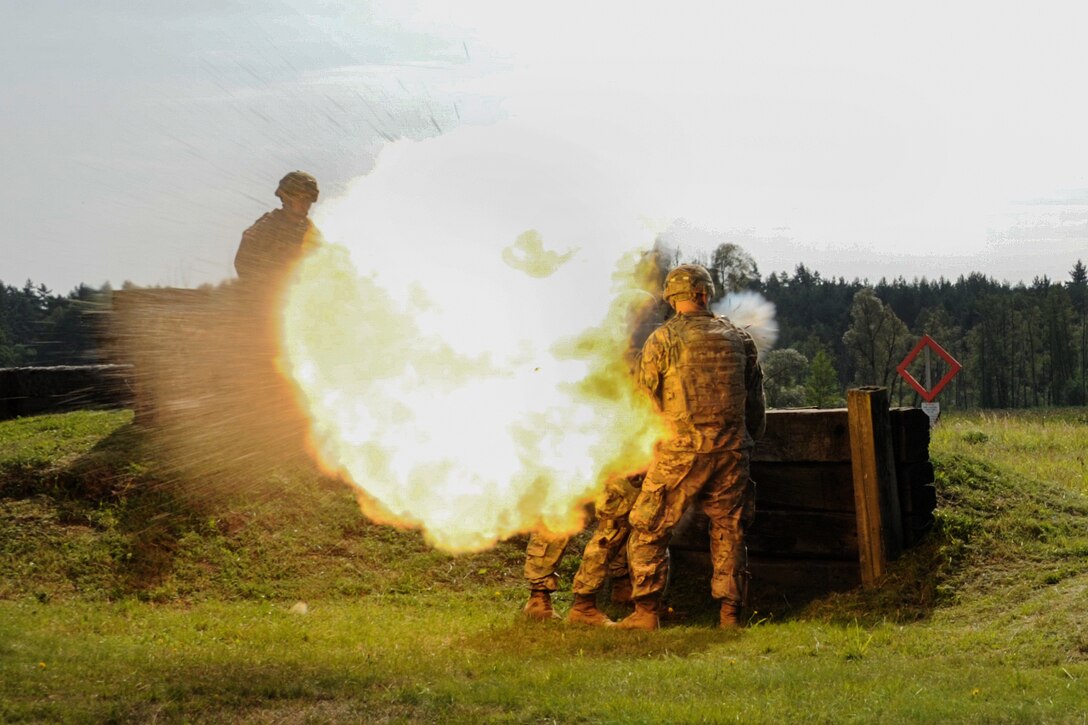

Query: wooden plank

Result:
[753,463,856,512]
[750,557,860,596]
[897,461,935,488]
[848,387,903,586]
[670,551,860,603]
[749,511,857,558]
[669,508,858,559]
[107,288,220,426]
[0,365,130,420]
[754,409,851,463]
[903,513,936,545]
[901,482,937,516]
[890,407,931,464]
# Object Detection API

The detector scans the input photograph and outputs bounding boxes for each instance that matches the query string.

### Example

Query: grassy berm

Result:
[2,408,1088,723]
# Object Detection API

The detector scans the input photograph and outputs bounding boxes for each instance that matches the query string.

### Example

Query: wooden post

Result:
[847,387,903,586]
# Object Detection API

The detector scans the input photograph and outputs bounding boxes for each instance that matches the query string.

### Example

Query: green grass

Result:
[2,408,1088,722]
[933,408,1088,496]
[2,597,1086,723]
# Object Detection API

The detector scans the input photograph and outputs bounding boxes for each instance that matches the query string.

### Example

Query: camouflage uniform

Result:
[523,281,669,599]
[226,173,324,446]
[627,308,765,607]
[235,170,323,289]
[523,529,571,594]
[234,209,323,286]
[524,474,641,594]
[571,474,641,594]
[232,172,324,359]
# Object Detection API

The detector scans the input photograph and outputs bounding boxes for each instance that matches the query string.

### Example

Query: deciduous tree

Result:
[762,348,808,408]
[842,288,911,399]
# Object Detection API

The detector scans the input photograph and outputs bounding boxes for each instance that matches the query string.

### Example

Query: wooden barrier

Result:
[105,288,219,426]
[671,393,934,604]
[0,364,131,420]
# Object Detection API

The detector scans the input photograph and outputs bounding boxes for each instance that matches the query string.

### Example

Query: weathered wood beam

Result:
[847,387,903,586]
[755,409,851,463]
[671,507,858,559]
[754,462,855,512]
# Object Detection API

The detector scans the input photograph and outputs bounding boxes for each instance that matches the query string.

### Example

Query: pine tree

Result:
[805,350,843,408]
[1070,259,1087,404]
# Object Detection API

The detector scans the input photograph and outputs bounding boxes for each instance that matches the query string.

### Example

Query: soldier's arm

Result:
[234,216,270,280]
[741,331,767,440]
[638,328,667,409]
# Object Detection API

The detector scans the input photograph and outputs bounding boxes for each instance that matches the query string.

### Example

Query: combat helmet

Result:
[662,264,715,305]
[275,171,320,202]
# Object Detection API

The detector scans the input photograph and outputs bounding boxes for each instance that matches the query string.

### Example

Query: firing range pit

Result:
[669,405,934,613]
[8,289,935,615]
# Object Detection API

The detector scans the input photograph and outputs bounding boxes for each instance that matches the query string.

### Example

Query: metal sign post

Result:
[920,401,941,427]
[896,335,961,427]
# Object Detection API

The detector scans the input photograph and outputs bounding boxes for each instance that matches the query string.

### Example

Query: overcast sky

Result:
[3,1,1087,294]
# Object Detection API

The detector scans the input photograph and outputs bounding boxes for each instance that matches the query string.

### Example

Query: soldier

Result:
[521,531,570,621]
[235,170,324,287]
[522,474,639,625]
[228,171,324,450]
[523,264,671,625]
[565,472,642,625]
[618,264,766,630]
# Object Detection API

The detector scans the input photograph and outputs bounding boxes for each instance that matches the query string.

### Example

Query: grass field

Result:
[2,407,1088,723]
[932,408,1088,496]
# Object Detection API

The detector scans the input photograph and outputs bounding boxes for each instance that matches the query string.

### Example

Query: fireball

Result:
[279,124,667,552]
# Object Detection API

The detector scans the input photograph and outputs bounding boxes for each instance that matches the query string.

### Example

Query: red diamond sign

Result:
[896,335,961,402]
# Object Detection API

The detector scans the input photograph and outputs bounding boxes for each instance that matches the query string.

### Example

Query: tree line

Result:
[755,259,1088,409]
[0,280,108,367]
[3,256,1087,410]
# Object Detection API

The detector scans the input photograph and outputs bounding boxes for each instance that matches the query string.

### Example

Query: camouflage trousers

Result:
[524,476,641,595]
[627,448,752,606]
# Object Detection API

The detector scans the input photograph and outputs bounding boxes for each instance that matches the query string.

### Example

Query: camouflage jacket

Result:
[638,309,765,452]
[234,209,323,283]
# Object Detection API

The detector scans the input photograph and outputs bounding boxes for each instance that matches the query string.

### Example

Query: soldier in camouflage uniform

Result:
[522,531,570,620]
[521,476,637,624]
[228,172,325,445]
[523,259,670,624]
[618,264,766,630]
[232,170,324,366]
[235,171,324,286]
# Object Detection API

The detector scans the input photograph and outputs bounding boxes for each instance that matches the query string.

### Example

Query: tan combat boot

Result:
[616,597,660,630]
[609,576,633,605]
[720,602,741,629]
[567,594,614,627]
[522,590,560,621]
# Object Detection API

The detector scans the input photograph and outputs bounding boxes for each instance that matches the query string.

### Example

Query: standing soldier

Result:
[619,264,766,630]
[521,530,570,621]
[232,170,324,374]
[522,255,671,625]
[228,171,324,451]
[521,474,639,625]
[235,170,324,288]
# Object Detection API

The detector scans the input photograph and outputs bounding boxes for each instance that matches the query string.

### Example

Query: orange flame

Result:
[280,241,665,552]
